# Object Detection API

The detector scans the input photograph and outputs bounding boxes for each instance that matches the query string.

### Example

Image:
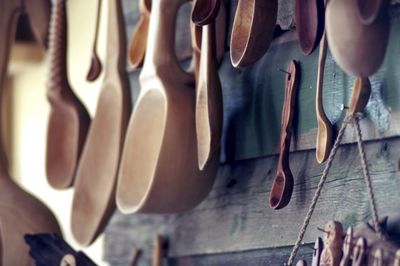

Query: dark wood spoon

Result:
[357,0,387,25]
[269,60,300,210]
[192,0,220,26]
[86,0,103,81]
[295,0,325,55]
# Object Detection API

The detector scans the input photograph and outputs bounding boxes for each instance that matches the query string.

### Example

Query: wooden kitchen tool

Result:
[128,0,151,69]
[230,0,277,67]
[24,0,52,49]
[312,237,324,266]
[0,4,62,265]
[326,0,390,77]
[116,0,219,214]
[320,221,343,266]
[195,21,222,169]
[192,0,220,25]
[295,0,325,55]
[152,235,164,266]
[269,60,299,210]
[71,0,131,245]
[349,77,371,115]
[353,237,367,266]
[46,0,91,189]
[315,28,333,164]
[357,0,387,25]
[340,227,354,266]
[296,260,307,266]
[86,0,103,81]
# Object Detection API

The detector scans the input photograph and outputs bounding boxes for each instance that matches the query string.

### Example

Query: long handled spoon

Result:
[192,0,220,25]
[128,0,151,69]
[295,0,325,55]
[46,0,91,189]
[269,60,299,210]
[0,2,62,264]
[86,0,103,81]
[348,77,371,115]
[116,0,219,214]
[71,0,131,245]
[230,0,277,67]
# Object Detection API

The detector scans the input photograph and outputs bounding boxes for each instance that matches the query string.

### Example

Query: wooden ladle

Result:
[128,0,151,69]
[86,0,103,81]
[191,0,220,25]
[326,0,390,77]
[0,2,62,264]
[295,0,325,55]
[71,0,131,245]
[116,0,219,214]
[46,0,91,189]
[230,0,277,67]
[269,60,299,210]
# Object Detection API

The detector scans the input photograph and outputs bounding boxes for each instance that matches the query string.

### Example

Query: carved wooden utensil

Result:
[312,237,324,266]
[352,237,367,266]
[357,0,386,25]
[46,0,91,189]
[24,0,52,49]
[71,0,131,245]
[320,221,344,266]
[128,0,151,69]
[296,260,307,266]
[86,0,103,81]
[295,0,325,55]
[116,0,219,214]
[326,0,390,77]
[340,227,354,266]
[192,0,220,25]
[269,60,299,210]
[230,0,277,67]
[0,4,62,265]
[194,7,222,170]
[349,77,371,115]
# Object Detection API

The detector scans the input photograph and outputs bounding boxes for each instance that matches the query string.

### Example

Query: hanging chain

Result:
[286,113,382,265]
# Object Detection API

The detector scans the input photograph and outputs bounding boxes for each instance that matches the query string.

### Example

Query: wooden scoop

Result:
[192,0,220,26]
[71,0,131,245]
[0,2,62,264]
[230,0,277,67]
[295,0,325,55]
[326,0,390,77]
[128,0,151,69]
[46,0,91,189]
[269,60,299,210]
[116,0,219,214]
[86,0,103,81]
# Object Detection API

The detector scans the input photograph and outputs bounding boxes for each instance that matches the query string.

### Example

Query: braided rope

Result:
[353,114,382,238]
[286,115,353,266]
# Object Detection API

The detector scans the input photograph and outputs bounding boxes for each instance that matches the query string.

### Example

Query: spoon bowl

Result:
[191,0,220,26]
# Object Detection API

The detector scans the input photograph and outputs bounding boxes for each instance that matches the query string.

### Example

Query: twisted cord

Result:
[286,115,353,266]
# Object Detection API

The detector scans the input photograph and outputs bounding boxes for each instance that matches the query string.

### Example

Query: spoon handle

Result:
[349,77,371,115]
[269,60,299,209]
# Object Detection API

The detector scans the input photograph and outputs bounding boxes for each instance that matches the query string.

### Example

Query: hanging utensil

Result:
[295,0,325,55]
[353,237,367,266]
[312,237,323,266]
[320,221,344,266]
[23,0,51,49]
[357,0,387,25]
[116,0,219,214]
[46,0,91,189]
[349,77,371,115]
[71,0,131,245]
[340,227,354,266]
[0,3,62,264]
[230,0,277,67]
[326,0,390,77]
[86,0,103,81]
[128,0,151,69]
[269,60,299,210]
[191,0,220,25]
[296,260,307,266]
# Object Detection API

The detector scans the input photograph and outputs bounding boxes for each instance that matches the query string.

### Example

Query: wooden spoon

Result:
[352,237,367,266]
[46,0,91,189]
[86,0,103,81]
[191,0,220,26]
[312,237,323,266]
[357,0,386,25]
[296,260,307,266]
[340,227,354,266]
[230,0,277,67]
[326,0,390,77]
[320,221,344,266]
[269,60,299,210]
[315,29,333,164]
[116,0,219,214]
[128,0,151,69]
[295,0,325,55]
[0,3,62,265]
[349,77,371,115]
[71,0,131,245]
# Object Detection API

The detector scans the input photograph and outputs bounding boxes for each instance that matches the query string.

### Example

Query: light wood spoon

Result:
[128,0,151,69]
[116,0,219,214]
[312,237,324,266]
[71,0,131,245]
[0,3,62,265]
[46,0,91,189]
[86,0,103,81]
[230,0,277,67]
[326,0,390,77]
[269,60,299,210]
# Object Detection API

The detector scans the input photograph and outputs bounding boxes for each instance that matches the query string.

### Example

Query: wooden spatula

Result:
[71,0,131,245]
[269,60,299,210]
[46,0,91,189]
